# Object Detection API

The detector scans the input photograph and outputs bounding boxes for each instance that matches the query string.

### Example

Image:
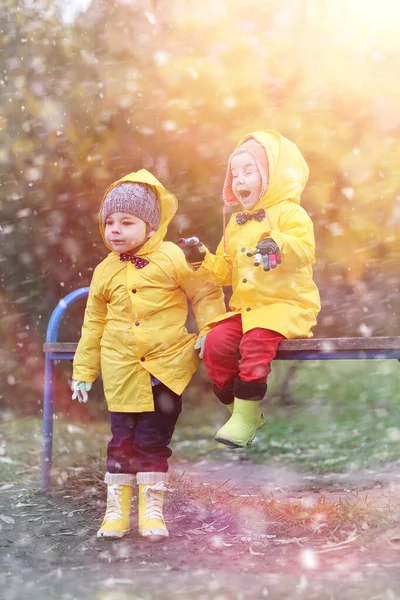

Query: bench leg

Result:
[41,354,54,489]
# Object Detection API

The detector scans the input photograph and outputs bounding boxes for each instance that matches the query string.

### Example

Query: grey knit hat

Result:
[102,182,161,230]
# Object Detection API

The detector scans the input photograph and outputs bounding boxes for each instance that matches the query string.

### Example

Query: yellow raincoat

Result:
[72,169,225,412]
[196,131,321,338]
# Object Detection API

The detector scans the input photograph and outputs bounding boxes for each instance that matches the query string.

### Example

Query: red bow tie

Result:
[236,209,266,225]
[120,252,149,269]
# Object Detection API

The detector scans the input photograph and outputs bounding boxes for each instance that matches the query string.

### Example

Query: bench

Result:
[42,287,400,489]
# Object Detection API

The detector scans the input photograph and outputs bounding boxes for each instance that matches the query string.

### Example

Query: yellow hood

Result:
[235,130,310,210]
[98,169,178,255]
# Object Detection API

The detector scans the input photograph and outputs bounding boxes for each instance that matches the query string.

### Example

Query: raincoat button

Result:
[132,289,137,293]
[241,247,245,252]
[246,307,251,312]
[242,278,247,283]
[135,321,140,326]
[140,357,145,362]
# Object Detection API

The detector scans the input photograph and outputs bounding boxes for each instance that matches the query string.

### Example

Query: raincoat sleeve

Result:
[263,204,316,270]
[72,265,107,383]
[173,247,226,335]
[192,236,233,286]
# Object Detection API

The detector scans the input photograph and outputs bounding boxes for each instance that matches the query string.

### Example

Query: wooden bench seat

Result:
[43,337,400,361]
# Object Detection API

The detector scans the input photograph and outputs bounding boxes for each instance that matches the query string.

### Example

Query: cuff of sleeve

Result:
[72,372,96,383]
[258,230,273,242]
[201,250,227,278]
[187,250,211,276]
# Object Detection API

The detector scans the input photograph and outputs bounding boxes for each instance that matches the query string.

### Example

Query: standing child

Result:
[71,169,225,540]
[178,130,321,449]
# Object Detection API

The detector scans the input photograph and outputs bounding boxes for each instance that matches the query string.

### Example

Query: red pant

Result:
[203,314,285,390]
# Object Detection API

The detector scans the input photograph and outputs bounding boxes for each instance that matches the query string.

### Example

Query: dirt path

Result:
[2,460,400,600]
[173,457,400,504]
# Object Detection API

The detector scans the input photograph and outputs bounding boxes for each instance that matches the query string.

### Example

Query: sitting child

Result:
[178,130,321,448]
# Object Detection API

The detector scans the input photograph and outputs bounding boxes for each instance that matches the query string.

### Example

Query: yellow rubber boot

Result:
[215,398,262,448]
[225,402,266,429]
[137,472,169,541]
[97,473,135,539]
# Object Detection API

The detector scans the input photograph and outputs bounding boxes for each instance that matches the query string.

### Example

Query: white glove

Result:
[194,335,207,359]
[71,380,92,403]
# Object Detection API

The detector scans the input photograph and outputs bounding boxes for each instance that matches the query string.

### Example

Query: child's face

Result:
[104,211,153,253]
[231,153,263,210]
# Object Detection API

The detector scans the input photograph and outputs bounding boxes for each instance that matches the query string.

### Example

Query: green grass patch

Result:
[0,416,110,484]
[175,359,400,473]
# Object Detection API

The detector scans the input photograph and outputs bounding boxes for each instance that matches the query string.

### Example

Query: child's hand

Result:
[176,237,207,267]
[194,334,207,359]
[71,380,92,403]
[247,238,282,271]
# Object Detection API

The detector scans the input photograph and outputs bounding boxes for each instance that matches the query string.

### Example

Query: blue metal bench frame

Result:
[42,287,89,489]
[42,288,400,489]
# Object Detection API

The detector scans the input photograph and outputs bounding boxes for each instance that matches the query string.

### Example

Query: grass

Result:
[167,471,399,542]
[175,359,400,473]
[1,358,400,485]
[0,416,110,484]
[252,358,400,472]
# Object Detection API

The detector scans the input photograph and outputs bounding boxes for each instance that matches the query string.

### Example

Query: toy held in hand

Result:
[176,237,207,268]
[247,237,281,271]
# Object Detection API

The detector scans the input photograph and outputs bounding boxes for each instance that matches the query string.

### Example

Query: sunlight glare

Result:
[348,0,400,30]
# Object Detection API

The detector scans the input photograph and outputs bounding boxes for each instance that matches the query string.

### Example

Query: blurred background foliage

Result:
[1,0,399,413]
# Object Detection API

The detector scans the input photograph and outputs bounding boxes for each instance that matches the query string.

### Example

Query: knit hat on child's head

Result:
[102,182,161,230]
[223,139,269,206]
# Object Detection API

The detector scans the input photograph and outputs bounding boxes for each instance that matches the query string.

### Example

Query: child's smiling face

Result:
[231,153,263,210]
[104,211,152,253]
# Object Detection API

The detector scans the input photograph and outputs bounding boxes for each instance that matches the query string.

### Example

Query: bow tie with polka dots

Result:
[236,209,266,226]
[119,252,149,269]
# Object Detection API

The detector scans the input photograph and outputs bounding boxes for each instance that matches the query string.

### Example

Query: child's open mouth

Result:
[239,190,250,199]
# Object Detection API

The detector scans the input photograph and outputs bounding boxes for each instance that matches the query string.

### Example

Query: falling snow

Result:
[1,0,400,598]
